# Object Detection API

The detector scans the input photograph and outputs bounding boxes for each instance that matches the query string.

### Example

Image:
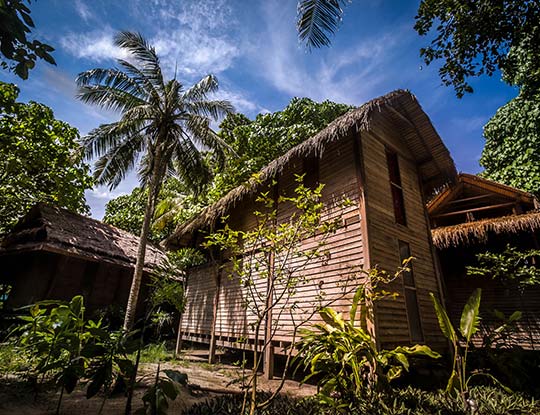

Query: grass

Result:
[0,342,30,377]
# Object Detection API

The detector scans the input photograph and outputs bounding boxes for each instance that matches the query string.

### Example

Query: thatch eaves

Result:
[0,203,165,272]
[432,210,540,249]
[163,89,457,248]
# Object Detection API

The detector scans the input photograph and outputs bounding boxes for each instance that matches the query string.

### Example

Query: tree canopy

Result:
[0,81,92,233]
[0,0,56,79]
[103,97,353,240]
[480,26,540,195]
[415,0,539,97]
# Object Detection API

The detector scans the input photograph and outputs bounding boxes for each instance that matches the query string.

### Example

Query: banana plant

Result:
[298,284,440,406]
[430,288,512,409]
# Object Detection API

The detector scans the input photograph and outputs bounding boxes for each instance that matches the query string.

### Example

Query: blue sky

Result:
[0,0,518,219]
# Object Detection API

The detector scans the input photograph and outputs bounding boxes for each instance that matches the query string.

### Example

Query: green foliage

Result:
[296,0,351,50]
[0,342,29,376]
[298,281,440,406]
[0,81,93,233]
[14,296,137,412]
[78,31,233,331]
[0,0,56,79]
[207,98,353,204]
[467,244,540,288]
[137,366,187,415]
[480,94,540,195]
[185,387,540,415]
[415,0,539,97]
[103,178,200,241]
[205,176,357,414]
[138,342,171,364]
[431,289,513,410]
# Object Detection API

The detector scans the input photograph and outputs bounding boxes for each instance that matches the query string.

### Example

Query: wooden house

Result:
[428,174,540,349]
[164,90,457,374]
[0,203,165,317]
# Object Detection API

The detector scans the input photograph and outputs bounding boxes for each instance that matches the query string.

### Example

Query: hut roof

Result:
[164,89,457,248]
[428,173,536,214]
[0,203,165,272]
[431,210,540,249]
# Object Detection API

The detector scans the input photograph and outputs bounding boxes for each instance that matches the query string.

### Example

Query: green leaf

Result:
[459,288,482,342]
[430,292,457,343]
[349,285,364,326]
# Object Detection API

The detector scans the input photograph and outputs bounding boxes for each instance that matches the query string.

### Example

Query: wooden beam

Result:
[431,202,516,218]
[447,194,493,205]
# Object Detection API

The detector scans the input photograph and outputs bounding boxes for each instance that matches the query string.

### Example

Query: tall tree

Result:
[415,0,539,97]
[0,81,92,233]
[77,31,233,330]
[0,0,56,79]
[480,27,540,194]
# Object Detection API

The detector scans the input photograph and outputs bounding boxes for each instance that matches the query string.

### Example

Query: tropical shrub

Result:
[297,283,440,407]
[15,296,137,413]
[430,289,515,410]
[185,386,540,415]
[137,365,187,415]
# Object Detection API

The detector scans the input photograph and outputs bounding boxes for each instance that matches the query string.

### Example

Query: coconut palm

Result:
[77,31,234,330]
[297,0,350,49]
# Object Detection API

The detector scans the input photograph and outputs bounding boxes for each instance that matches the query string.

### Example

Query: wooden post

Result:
[174,313,183,359]
[208,266,221,364]
[351,132,378,346]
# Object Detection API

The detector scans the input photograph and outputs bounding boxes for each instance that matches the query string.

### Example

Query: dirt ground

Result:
[0,349,316,414]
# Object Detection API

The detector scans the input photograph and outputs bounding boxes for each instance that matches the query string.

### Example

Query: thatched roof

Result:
[0,203,165,272]
[432,210,540,249]
[163,89,457,248]
[428,173,537,213]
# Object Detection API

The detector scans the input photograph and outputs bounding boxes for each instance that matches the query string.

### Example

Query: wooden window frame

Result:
[386,149,407,226]
[398,240,424,343]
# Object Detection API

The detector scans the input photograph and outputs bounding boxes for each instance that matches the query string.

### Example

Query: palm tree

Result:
[77,31,234,331]
[297,0,350,49]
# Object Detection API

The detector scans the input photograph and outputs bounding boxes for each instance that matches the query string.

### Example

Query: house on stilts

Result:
[163,89,458,376]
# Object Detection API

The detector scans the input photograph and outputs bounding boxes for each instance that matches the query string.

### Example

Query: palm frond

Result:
[81,120,147,161]
[297,0,349,49]
[77,85,146,113]
[76,68,146,100]
[184,99,235,120]
[183,74,219,102]
[93,135,144,189]
[114,31,165,94]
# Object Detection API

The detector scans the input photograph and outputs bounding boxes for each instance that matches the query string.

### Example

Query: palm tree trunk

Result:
[123,153,163,331]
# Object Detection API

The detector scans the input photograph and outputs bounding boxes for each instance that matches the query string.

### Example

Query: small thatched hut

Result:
[0,203,165,317]
[164,89,457,376]
[428,174,540,349]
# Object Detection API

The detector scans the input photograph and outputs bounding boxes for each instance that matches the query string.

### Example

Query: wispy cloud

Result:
[74,0,94,22]
[60,29,131,62]
[251,0,416,106]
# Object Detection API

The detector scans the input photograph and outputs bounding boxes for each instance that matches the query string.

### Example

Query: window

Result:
[398,240,423,342]
[303,155,319,190]
[386,149,406,226]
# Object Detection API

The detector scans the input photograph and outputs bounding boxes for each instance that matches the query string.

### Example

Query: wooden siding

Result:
[360,111,446,350]
[181,137,366,352]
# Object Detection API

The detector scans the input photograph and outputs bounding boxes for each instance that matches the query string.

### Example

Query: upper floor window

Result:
[386,149,406,226]
[303,155,319,190]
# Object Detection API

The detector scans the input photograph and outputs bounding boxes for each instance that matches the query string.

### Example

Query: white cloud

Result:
[74,0,94,22]
[60,30,131,62]
[250,0,419,106]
